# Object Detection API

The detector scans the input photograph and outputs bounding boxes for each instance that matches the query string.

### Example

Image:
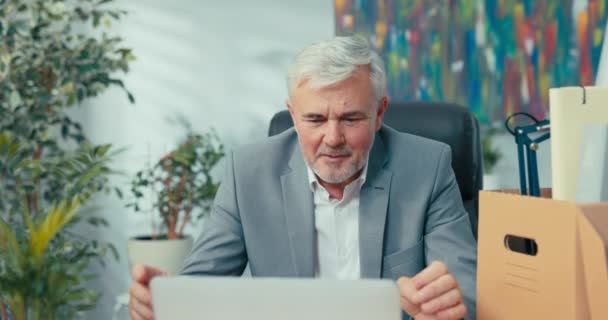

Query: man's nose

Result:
[323,119,344,147]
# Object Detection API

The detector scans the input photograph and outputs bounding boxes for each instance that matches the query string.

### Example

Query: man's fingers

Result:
[413,273,457,304]
[400,296,422,318]
[129,291,155,320]
[410,313,440,320]
[420,288,462,314]
[129,281,155,320]
[129,265,165,320]
[130,303,154,320]
[132,264,167,285]
[401,263,464,320]
[129,281,153,306]
[436,302,467,320]
[129,308,144,320]
[397,277,421,317]
[412,261,448,290]
[132,264,167,284]
[131,264,147,282]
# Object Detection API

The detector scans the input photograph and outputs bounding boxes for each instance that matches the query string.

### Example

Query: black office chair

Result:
[268,102,482,238]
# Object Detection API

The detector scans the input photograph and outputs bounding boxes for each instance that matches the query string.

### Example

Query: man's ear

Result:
[286,99,294,116]
[375,96,388,131]
[286,99,299,133]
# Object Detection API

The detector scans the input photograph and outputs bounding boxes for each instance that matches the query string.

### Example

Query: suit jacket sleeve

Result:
[179,151,248,276]
[424,145,478,319]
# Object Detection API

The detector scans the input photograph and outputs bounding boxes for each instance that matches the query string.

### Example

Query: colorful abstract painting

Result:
[335,0,608,124]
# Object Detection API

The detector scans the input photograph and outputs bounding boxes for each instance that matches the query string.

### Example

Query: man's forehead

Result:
[293,97,371,113]
[291,87,373,110]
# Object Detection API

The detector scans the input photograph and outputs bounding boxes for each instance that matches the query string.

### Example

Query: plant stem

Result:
[0,299,7,320]
[174,168,187,238]
[8,294,25,320]
[161,158,176,239]
[178,191,193,237]
[30,298,41,320]
[27,146,43,217]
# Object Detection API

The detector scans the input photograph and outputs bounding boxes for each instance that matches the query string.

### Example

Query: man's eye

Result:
[306,119,324,123]
[343,118,363,124]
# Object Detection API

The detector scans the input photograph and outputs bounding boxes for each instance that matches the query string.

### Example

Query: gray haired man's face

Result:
[287,67,387,187]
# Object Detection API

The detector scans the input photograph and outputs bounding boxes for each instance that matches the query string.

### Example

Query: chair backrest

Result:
[268,101,482,238]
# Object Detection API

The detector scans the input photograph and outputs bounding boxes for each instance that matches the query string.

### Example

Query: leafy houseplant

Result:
[125,129,224,274]
[0,195,83,320]
[127,129,225,240]
[0,134,119,319]
[0,0,134,317]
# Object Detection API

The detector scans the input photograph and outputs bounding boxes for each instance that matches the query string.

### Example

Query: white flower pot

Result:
[483,174,501,191]
[127,235,194,275]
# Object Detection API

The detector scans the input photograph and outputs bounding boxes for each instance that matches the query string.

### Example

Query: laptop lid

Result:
[150,276,401,320]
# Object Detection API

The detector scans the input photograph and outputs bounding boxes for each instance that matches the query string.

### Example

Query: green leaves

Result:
[0,197,95,318]
[0,0,132,318]
[28,196,81,260]
[9,90,22,110]
[0,216,25,274]
[0,132,20,160]
[126,127,225,239]
[93,144,111,157]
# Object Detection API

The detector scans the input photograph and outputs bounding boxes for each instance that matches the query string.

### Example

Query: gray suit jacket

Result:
[180,125,477,319]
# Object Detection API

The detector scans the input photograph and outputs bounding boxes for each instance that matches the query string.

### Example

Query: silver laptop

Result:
[150,276,401,320]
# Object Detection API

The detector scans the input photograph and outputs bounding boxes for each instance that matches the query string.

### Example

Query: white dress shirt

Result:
[306,164,368,280]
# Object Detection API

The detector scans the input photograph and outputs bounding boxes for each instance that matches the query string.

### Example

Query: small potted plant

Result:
[126,128,224,274]
[482,127,503,190]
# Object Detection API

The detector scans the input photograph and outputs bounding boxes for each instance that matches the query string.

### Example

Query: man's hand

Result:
[397,261,466,320]
[128,264,167,320]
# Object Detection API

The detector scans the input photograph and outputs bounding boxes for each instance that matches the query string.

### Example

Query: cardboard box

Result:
[477,191,608,320]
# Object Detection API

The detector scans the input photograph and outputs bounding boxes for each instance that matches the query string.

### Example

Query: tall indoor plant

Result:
[0,0,134,317]
[0,135,118,319]
[126,127,224,274]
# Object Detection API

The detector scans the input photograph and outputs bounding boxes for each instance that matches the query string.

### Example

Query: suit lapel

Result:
[281,146,315,277]
[359,133,392,278]
[280,130,392,279]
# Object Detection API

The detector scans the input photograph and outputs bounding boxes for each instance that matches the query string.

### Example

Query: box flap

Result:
[578,203,608,319]
[478,191,580,319]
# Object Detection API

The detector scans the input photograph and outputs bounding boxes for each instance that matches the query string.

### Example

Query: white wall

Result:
[485,133,553,190]
[74,1,607,318]
[77,1,334,319]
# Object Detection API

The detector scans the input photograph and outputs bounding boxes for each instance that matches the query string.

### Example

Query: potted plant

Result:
[0,0,133,316]
[125,127,225,274]
[482,127,504,190]
[0,134,119,319]
[0,195,85,320]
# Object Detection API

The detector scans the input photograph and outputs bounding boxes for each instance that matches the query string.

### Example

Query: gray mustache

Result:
[316,147,352,157]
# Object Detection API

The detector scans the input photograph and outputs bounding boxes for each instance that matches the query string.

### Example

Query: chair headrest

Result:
[268,102,482,199]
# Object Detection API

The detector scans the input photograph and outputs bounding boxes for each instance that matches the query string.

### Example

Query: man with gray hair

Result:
[129,36,477,320]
